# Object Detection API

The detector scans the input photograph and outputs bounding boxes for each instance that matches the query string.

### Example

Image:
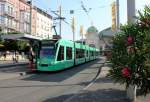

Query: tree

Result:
[108,5,150,96]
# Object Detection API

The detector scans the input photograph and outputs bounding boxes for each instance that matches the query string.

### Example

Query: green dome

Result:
[87,26,98,33]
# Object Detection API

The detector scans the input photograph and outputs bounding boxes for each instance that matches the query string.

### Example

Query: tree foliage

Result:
[108,6,150,96]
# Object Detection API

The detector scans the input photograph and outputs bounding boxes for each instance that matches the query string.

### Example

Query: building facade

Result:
[85,26,100,50]
[99,27,115,51]
[19,0,30,34]
[33,7,53,39]
[0,0,53,39]
[0,0,19,33]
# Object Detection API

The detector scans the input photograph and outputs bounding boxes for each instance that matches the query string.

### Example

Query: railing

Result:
[3,11,15,18]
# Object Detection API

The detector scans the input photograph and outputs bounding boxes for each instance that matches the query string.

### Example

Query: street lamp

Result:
[27,0,33,35]
[127,0,135,24]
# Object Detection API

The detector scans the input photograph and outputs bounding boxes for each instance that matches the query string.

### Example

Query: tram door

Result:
[32,41,41,69]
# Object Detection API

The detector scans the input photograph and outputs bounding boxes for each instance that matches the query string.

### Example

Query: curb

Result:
[19,70,36,76]
[0,63,29,68]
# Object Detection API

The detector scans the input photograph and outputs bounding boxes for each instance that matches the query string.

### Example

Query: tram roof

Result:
[1,34,42,41]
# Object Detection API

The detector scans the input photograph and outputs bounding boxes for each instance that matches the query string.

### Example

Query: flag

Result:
[111,1,116,31]
[80,25,83,36]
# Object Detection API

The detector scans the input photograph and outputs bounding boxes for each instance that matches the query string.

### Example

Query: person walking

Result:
[28,47,35,70]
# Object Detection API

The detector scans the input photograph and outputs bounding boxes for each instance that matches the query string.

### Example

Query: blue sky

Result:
[33,0,150,40]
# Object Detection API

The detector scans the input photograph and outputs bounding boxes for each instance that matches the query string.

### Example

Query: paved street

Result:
[0,57,150,102]
[0,58,104,102]
[45,66,130,102]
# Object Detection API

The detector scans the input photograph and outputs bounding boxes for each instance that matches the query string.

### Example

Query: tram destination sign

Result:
[42,40,55,46]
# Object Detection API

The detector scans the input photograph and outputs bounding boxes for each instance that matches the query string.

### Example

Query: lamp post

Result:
[126,0,136,102]
[71,16,76,64]
[59,5,62,36]
[29,0,33,35]
[116,0,120,30]
[127,0,135,24]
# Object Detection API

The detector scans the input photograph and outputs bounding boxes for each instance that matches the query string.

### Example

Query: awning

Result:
[1,34,42,41]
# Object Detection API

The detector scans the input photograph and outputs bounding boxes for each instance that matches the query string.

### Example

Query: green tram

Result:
[36,39,99,71]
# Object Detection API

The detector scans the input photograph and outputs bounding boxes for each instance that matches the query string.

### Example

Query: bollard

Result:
[127,85,137,102]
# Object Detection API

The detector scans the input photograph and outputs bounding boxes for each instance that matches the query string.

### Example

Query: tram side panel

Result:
[54,40,74,71]
[36,39,99,71]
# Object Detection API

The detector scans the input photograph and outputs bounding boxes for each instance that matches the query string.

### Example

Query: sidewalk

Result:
[64,66,129,102]
[66,65,150,102]
[0,72,21,81]
[0,59,29,68]
[0,59,29,80]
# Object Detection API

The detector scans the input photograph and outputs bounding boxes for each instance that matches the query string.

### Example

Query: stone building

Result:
[99,27,116,51]
[0,0,53,39]
[85,26,100,50]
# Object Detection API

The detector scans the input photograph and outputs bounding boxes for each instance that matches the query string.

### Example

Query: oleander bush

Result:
[108,5,150,96]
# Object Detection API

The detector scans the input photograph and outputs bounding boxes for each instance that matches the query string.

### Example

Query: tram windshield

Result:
[39,40,58,58]
[40,46,55,58]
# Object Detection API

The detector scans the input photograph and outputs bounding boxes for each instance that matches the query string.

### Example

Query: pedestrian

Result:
[3,52,6,61]
[28,47,35,70]
[12,52,17,63]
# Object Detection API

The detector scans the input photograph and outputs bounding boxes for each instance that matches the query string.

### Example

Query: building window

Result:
[10,7,13,15]
[0,4,5,14]
[0,16,5,24]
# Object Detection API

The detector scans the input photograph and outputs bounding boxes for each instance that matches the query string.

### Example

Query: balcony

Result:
[4,11,15,18]
[0,23,7,28]
[14,16,19,21]
[0,22,18,32]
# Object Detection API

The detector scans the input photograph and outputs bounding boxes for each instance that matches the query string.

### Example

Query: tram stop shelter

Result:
[1,33,42,70]
[1,33,42,41]
[1,33,42,54]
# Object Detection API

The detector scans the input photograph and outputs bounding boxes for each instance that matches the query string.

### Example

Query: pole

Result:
[82,33,83,45]
[59,5,62,36]
[116,0,120,30]
[80,25,84,45]
[72,16,75,42]
[72,16,75,65]
[127,0,135,24]
[127,1,136,101]
[30,0,32,35]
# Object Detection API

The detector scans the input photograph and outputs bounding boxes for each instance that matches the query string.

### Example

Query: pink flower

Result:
[121,67,131,77]
[127,36,133,45]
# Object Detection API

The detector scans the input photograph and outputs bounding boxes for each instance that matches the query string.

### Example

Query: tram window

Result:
[76,48,80,58]
[90,51,93,56]
[76,49,85,58]
[92,51,94,56]
[66,47,72,60]
[57,46,64,61]
[90,51,92,56]
[81,49,85,58]
[86,50,88,57]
